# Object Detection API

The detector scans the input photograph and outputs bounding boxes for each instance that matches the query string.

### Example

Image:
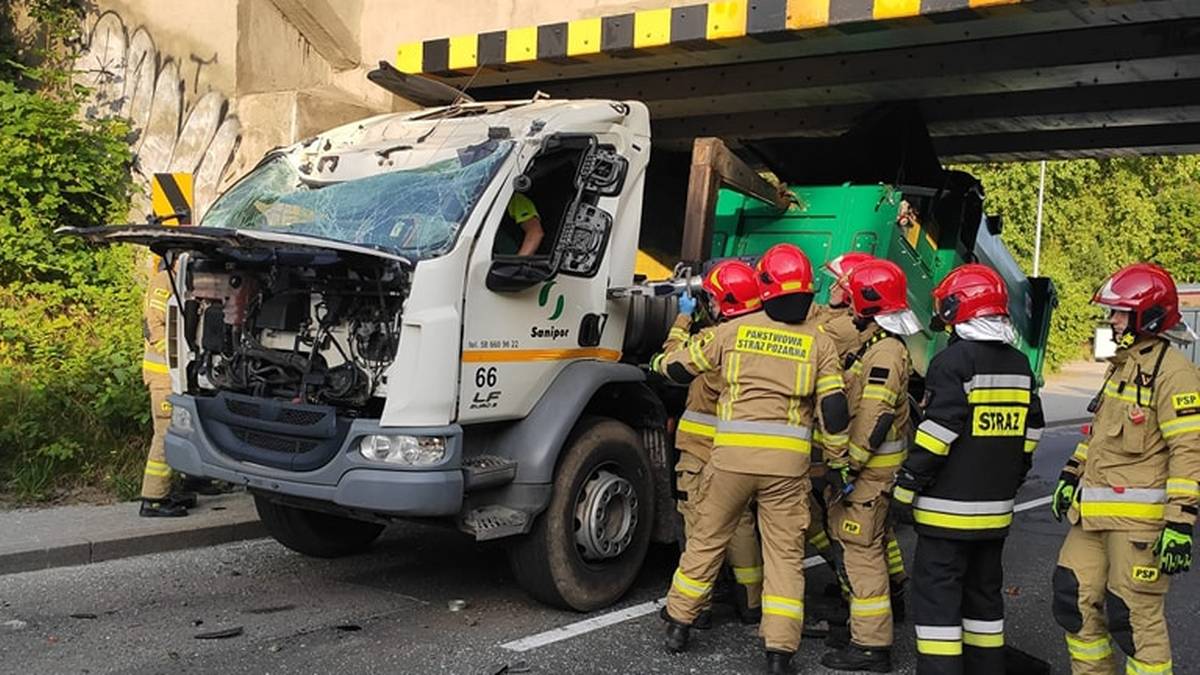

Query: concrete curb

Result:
[0,519,266,577]
[0,494,266,577]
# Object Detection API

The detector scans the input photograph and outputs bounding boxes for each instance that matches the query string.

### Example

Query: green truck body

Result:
[710,183,1056,381]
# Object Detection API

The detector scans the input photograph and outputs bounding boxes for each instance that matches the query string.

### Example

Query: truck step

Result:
[461,506,529,541]
[461,454,518,491]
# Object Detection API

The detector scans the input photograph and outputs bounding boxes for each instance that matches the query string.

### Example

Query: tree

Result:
[967,157,1200,369]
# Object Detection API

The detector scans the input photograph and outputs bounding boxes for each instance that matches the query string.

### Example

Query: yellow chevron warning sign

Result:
[150,173,194,225]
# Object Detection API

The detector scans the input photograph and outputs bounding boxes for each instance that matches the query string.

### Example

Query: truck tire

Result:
[254,496,384,558]
[507,416,654,611]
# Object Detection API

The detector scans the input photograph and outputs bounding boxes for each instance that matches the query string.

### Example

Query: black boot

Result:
[168,491,198,509]
[139,498,188,517]
[765,650,793,675]
[732,583,762,625]
[820,643,893,673]
[802,615,830,639]
[824,623,851,650]
[181,477,232,495]
[664,618,690,653]
[659,606,710,631]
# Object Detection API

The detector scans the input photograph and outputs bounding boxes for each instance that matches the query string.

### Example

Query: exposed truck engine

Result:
[182,258,408,410]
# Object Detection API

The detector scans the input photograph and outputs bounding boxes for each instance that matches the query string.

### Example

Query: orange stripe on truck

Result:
[462,348,622,363]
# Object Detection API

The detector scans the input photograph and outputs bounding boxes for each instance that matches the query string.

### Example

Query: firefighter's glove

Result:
[825,465,853,501]
[1155,523,1193,575]
[890,477,917,526]
[890,492,915,525]
[1051,473,1079,522]
[677,292,698,318]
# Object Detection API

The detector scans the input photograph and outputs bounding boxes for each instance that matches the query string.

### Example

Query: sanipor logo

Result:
[539,280,565,321]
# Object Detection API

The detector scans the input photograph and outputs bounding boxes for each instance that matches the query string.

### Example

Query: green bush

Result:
[966,157,1200,371]
[0,76,143,502]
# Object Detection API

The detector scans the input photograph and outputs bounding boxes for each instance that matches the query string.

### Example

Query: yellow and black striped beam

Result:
[150,172,194,226]
[397,0,1030,77]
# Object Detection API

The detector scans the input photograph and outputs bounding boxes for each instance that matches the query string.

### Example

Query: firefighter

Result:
[804,253,876,604]
[139,253,189,517]
[810,252,878,354]
[654,243,851,674]
[808,252,910,632]
[822,259,922,672]
[891,263,1045,675]
[1050,263,1200,675]
[664,260,765,626]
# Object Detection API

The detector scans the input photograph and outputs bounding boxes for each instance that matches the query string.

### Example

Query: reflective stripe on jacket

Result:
[900,337,1045,540]
[1066,337,1200,531]
[654,311,847,477]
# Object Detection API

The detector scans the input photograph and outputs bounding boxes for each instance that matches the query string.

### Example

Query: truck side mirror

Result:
[576,147,627,196]
[553,202,612,277]
[486,256,555,292]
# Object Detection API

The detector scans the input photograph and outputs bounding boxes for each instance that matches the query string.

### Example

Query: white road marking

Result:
[500,598,665,652]
[500,493,1054,653]
[1014,494,1054,513]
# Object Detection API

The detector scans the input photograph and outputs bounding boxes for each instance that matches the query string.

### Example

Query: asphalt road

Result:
[3,425,1199,675]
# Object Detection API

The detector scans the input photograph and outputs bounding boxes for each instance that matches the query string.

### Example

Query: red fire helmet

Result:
[755,244,814,301]
[702,260,762,318]
[932,263,1009,325]
[1092,262,1181,335]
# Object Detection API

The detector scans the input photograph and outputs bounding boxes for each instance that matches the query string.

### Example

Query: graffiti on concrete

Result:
[75,11,241,218]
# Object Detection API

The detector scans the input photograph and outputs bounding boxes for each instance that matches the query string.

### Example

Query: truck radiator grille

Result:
[231,428,320,455]
[197,392,350,471]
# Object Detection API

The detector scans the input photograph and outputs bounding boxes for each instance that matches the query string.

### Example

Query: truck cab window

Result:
[493,143,587,258]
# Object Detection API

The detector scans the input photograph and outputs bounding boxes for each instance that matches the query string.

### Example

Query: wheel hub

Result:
[574,468,638,562]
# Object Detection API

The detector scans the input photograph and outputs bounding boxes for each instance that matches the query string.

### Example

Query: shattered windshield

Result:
[201,139,513,259]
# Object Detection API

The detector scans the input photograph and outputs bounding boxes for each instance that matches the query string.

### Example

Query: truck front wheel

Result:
[507,416,654,611]
[254,496,385,558]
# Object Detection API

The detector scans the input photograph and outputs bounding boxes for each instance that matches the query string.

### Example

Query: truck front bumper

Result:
[163,395,464,517]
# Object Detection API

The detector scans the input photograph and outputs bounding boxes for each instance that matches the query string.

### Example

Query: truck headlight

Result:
[171,407,193,433]
[358,435,446,466]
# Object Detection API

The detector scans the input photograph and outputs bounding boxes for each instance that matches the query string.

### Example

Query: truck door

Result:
[458,133,635,422]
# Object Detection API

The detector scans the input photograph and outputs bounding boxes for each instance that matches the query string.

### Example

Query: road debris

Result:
[489,660,532,675]
[448,599,468,612]
[69,613,97,620]
[194,626,244,640]
[243,604,296,615]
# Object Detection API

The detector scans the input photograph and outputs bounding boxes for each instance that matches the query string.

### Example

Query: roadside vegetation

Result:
[0,0,145,504]
[970,158,1200,369]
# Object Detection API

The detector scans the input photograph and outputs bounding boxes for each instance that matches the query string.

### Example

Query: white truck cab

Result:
[68,98,676,611]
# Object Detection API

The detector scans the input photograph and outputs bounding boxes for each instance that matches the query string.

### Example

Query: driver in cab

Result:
[495,193,544,256]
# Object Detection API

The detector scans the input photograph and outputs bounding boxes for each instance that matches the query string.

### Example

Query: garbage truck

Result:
[63,93,1055,611]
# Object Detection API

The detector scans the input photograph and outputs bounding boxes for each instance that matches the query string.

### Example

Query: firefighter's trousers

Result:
[141,370,174,500]
[675,451,763,608]
[912,536,1006,675]
[667,465,810,652]
[1052,525,1172,675]
[830,495,894,647]
[808,486,907,591]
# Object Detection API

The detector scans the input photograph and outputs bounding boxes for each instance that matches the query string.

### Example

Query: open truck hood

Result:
[56,225,413,267]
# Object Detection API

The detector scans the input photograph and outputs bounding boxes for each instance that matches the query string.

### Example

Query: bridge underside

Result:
[411,0,1200,162]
